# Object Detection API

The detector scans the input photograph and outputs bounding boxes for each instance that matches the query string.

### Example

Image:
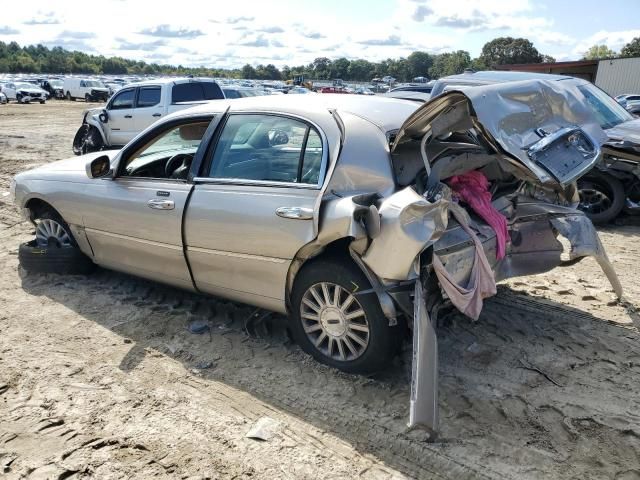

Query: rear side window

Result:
[110,89,134,110]
[137,86,161,107]
[208,114,324,185]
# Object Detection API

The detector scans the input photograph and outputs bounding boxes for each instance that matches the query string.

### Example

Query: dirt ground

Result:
[1,101,639,480]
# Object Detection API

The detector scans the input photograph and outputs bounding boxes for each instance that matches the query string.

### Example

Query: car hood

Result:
[19,87,45,94]
[602,118,640,161]
[392,79,607,186]
[605,117,640,142]
[21,151,119,176]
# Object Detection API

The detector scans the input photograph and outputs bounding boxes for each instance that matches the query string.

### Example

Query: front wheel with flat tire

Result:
[290,258,402,374]
[577,172,625,225]
[72,124,104,155]
[19,210,95,275]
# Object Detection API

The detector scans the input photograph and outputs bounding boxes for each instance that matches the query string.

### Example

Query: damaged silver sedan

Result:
[12,83,622,432]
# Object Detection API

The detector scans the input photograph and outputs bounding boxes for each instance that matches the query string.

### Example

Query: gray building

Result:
[595,57,640,96]
[495,56,640,96]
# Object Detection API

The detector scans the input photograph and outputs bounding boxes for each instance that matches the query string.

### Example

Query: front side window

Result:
[137,86,161,108]
[110,89,135,110]
[209,114,324,185]
[120,120,211,179]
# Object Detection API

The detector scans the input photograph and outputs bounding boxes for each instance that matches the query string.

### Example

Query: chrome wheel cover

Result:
[300,282,370,361]
[35,218,71,247]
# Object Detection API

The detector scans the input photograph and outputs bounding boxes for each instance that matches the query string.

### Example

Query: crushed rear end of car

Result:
[320,80,624,434]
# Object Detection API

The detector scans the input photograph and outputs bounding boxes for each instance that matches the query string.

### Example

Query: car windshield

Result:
[86,80,105,88]
[50,80,63,87]
[577,84,633,130]
[16,83,36,89]
[238,89,261,97]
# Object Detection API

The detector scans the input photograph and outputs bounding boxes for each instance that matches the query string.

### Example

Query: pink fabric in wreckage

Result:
[447,171,509,260]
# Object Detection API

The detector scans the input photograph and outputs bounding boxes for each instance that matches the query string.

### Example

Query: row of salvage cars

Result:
[11,78,629,433]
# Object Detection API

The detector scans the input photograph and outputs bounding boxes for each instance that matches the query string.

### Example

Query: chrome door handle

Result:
[152,113,162,117]
[275,206,313,219]
[124,114,132,118]
[147,199,174,210]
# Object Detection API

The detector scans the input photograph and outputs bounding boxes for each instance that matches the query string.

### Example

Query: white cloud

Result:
[4,0,640,70]
[572,29,640,57]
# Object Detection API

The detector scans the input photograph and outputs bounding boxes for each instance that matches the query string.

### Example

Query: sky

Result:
[1,0,640,69]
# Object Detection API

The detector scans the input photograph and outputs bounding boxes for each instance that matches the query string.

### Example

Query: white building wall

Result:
[595,57,640,96]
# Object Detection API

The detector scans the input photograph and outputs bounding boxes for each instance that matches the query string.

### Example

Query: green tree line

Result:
[583,37,640,59]
[10,36,640,82]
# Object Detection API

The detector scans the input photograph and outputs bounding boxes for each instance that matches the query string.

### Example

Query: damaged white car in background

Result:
[12,82,622,434]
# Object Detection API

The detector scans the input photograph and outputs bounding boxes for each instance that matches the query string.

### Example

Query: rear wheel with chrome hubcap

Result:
[291,257,403,374]
[301,282,370,362]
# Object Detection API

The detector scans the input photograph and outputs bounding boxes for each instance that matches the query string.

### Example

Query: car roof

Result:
[384,90,431,102]
[222,85,256,90]
[123,77,219,88]
[168,94,419,133]
[437,70,574,84]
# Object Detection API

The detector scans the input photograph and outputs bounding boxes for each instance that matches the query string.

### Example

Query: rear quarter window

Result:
[172,83,204,103]
[172,82,224,103]
[202,82,224,100]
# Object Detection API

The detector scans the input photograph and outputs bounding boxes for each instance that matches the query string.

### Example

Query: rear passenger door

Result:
[133,85,163,132]
[185,113,326,312]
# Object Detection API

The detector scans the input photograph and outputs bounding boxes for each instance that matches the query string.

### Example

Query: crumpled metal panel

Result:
[409,283,439,433]
[392,80,608,186]
[550,215,623,299]
[464,80,606,158]
[362,186,449,281]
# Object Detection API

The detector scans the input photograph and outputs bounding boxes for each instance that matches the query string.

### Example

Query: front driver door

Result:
[82,116,214,290]
[105,87,136,146]
[185,113,327,312]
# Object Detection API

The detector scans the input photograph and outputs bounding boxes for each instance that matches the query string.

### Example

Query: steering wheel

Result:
[164,153,193,178]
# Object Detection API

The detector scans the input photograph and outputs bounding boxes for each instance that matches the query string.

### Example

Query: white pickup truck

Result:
[72,78,225,155]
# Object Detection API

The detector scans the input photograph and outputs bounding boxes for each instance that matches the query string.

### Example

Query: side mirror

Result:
[86,155,112,179]
[268,129,289,146]
[98,110,108,123]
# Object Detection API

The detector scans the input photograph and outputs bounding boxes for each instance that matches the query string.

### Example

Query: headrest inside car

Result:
[179,123,208,141]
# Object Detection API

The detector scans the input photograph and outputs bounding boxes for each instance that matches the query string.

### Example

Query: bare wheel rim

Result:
[300,282,370,361]
[578,186,612,214]
[35,219,71,248]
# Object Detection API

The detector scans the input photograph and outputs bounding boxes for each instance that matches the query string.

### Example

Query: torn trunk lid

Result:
[391,79,607,187]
